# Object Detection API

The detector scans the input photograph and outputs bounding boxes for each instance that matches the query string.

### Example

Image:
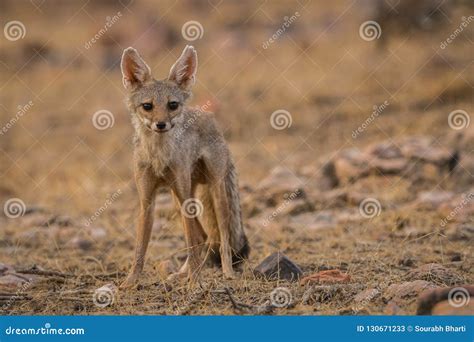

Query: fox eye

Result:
[167,101,179,111]
[142,103,153,111]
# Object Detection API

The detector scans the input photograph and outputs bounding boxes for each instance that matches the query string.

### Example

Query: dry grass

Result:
[0,0,472,315]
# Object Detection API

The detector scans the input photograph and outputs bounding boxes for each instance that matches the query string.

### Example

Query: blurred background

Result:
[1,0,472,212]
[0,0,472,315]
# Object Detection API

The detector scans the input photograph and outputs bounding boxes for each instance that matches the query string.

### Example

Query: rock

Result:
[431,300,474,315]
[438,192,474,224]
[68,237,93,251]
[278,199,314,217]
[0,263,14,276]
[416,285,474,315]
[367,141,403,159]
[416,191,454,208]
[300,269,351,285]
[384,280,436,304]
[0,273,36,290]
[384,301,406,315]
[325,137,456,186]
[289,211,337,230]
[448,224,474,241]
[354,288,380,304]
[406,263,464,285]
[89,227,107,239]
[369,158,408,174]
[256,167,306,199]
[332,149,370,184]
[253,252,302,281]
[399,137,454,165]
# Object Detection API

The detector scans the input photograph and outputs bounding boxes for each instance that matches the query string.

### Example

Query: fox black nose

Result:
[156,122,167,130]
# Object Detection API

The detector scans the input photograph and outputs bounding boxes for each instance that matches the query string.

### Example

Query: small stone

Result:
[416,285,474,315]
[448,225,474,241]
[68,237,93,251]
[354,288,380,304]
[0,263,14,276]
[416,191,454,208]
[384,301,405,315]
[300,269,351,285]
[384,280,436,304]
[406,263,464,285]
[157,260,177,278]
[256,167,306,199]
[370,158,408,174]
[253,252,302,281]
[0,273,35,290]
[431,300,474,315]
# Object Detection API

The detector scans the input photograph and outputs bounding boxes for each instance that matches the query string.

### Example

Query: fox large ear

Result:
[168,45,197,90]
[121,47,152,90]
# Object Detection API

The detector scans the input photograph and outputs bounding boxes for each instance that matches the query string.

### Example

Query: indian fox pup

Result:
[119,45,249,288]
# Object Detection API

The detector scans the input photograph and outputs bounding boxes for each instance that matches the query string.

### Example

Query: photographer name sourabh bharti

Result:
[359,325,468,333]
[415,325,466,333]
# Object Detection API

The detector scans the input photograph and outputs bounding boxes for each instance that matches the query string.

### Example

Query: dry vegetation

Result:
[0,0,472,315]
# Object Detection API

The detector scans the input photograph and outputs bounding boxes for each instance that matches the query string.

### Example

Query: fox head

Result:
[120,45,198,133]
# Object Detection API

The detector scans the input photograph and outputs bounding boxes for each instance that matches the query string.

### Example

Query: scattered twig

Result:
[219,287,275,314]
[15,268,74,278]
